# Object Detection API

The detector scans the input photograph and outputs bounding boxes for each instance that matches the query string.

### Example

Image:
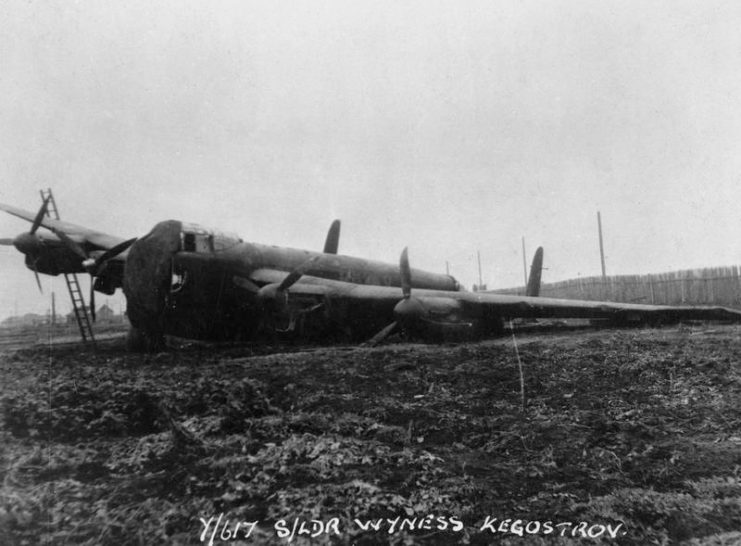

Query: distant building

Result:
[96,304,115,323]
[66,307,93,324]
[1,313,46,328]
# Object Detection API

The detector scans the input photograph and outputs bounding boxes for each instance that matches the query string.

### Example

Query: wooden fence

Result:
[498,265,741,308]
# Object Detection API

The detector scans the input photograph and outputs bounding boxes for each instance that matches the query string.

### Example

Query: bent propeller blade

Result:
[94,237,137,268]
[90,281,96,322]
[400,247,412,299]
[51,227,88,260]
[365,321,398,346]
[233,275,260,293]
[30,196,51,235]
[278,255,321,292]
[34,270,42,293]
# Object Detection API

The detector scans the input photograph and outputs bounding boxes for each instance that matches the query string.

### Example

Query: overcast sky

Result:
[2,1,741,320]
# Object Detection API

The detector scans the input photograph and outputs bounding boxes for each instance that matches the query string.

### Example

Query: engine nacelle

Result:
[393,296,475,341]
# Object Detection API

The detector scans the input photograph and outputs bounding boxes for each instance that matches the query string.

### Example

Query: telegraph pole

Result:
[597,211,606,279]
[477,251,484,291]
[521,237,528,287]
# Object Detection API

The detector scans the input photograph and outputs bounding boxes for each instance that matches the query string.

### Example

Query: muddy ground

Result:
[2,324,741,545]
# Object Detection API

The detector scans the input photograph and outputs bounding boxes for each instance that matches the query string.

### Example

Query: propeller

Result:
[51,228,87,260]
[2,197,52,293]
[366,248,473,345]
[233,256,321,299]
[365,320,398,346]
[51,231,137,321]
[400,248,412,298]
[32,260,43,293]
[392,247,426,320]
[256,255,320,307]
[366,247,425,345]
[232,275,260,293]
[87,238,138,321]
[30,196,51,235]
[254,255,321,332]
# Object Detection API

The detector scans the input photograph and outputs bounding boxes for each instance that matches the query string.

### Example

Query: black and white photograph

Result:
[2,1,741,544]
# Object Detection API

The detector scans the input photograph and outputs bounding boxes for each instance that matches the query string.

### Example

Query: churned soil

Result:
[2,323,741,544]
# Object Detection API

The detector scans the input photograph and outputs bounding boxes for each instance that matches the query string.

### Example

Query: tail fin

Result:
[525,246,544,297]
[323,219,341,254]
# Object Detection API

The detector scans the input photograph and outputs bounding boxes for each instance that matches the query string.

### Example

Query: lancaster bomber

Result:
[3,196,741,351]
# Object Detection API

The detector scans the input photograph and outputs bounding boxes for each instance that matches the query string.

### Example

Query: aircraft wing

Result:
[454,291,741,322]
[251,267,741,322]
[264,274,741,332]
[0,202,128,250]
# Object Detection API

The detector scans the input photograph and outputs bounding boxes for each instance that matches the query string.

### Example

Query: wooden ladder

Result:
[40,188,96,345]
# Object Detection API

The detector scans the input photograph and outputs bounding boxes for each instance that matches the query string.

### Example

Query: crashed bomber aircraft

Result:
[2,198,741,351]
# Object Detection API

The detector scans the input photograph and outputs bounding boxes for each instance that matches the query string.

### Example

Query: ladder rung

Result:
[44,188,95,345]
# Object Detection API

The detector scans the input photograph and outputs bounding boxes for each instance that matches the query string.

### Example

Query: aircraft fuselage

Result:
[123,220,461,345]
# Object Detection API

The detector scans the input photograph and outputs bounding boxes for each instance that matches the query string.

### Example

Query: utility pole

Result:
[445,261,450,276]
[476,250,485,291]
[521,237,528,287]
[51,292,56,327]
[597,211,609,301]
[597,211,606,279]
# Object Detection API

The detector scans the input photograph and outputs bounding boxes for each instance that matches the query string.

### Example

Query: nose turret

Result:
[123,220,183,341]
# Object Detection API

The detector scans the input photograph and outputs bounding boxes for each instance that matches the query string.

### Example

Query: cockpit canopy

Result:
[179,222,242,253]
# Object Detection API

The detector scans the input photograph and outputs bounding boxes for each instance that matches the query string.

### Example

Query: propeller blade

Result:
[30,196,51,235]
[34,270,42,294]
[525,246,544,297]
[90,281,96,322]
[278,256,321,292]
[393,248,428,329]
[233,275,260,293]
[0,238,14,245]
[365,321,397,346]
[323,219,341,254]
[94,237,137,269]
[51,228,88,260]
[30,257,44,293]
[400,247,412,299]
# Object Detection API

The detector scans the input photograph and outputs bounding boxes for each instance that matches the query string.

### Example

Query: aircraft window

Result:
[180,223,240,252]
[182,232,213,253]
[183,233,196,252]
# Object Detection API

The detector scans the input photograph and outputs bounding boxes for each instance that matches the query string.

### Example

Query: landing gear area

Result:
[126,327,165,353]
